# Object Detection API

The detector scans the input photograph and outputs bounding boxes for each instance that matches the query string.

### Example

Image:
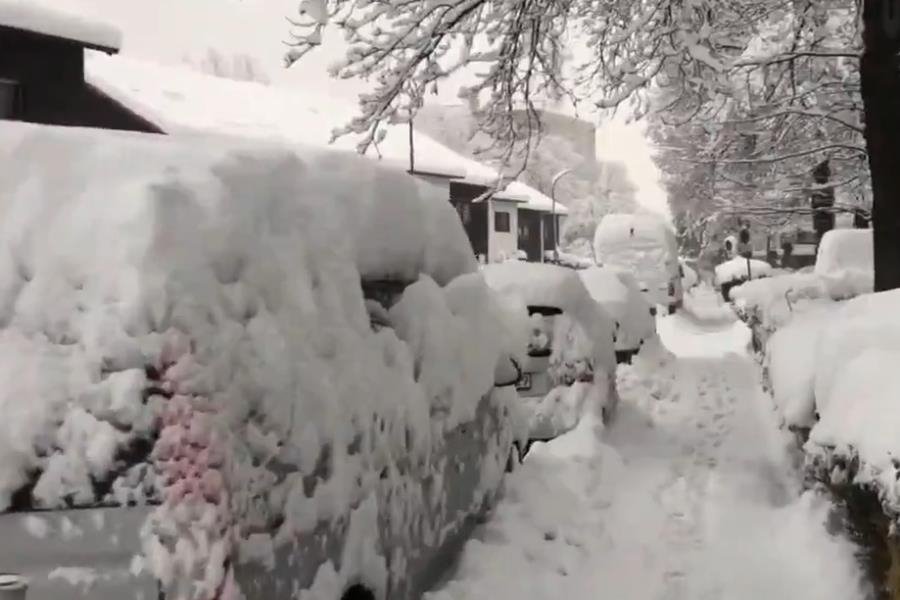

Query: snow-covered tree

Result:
[284,0,898,289]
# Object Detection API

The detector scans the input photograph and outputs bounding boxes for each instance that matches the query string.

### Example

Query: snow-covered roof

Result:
[85,54,565,213]
[0,0,122,52]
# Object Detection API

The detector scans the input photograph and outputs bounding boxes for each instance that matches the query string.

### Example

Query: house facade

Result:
[0,7,161,132]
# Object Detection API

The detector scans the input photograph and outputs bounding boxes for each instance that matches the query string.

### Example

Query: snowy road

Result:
[428,288,866,600]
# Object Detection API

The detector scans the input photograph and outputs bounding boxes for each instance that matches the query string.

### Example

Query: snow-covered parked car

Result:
[578,266,656,364]
[0,122,526,600]
[593,212,684,314]
[482,262,619,456]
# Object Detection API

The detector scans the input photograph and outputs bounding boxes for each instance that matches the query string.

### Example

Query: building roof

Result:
[0,0,122,53]
[85,54,565,214]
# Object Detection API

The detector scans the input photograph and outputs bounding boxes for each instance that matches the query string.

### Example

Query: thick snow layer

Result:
[427,315,865,600]
[578,266,655,351]
[0,0,122,50]
[765,303,839,429]
[715,257,772,285]
[811,349,900,482]
[0,122,517,598]
[85,54,564,215]
[814,229,873,300]
[813,290,900,419]
[754,288,900,513]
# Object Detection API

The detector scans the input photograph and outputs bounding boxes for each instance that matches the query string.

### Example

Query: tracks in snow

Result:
[611,355,747,600]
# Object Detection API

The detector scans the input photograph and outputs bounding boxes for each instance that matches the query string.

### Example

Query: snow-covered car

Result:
[578,266,656,364]
[0,122,525,600]
[593,212,684,314]
[482,262,619,456]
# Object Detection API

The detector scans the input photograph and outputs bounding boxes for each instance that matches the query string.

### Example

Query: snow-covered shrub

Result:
[0,122,521,600]
[796,290,900,514]
[715,256,772,287]
[764,302,839,429]
[814,228,873,300]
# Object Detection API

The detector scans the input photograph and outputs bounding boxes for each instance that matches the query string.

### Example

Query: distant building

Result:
[0,3,161,132]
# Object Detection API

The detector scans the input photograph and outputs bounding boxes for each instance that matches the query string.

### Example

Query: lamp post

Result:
[550,168,573,263]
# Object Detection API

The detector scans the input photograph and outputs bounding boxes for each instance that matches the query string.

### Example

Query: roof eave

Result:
[0,24,120,55]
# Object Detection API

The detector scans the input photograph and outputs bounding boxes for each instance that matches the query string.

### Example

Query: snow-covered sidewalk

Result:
[428,288,866,600]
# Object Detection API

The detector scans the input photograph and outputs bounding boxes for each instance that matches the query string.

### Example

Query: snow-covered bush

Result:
[0,122,521,599]
[803,289,900,513]
[765,302,840,429]
[715,257,772,287]
[814,228,873,300]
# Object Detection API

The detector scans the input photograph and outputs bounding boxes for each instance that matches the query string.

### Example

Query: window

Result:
[0,79,22,119]
[494,211,511,233]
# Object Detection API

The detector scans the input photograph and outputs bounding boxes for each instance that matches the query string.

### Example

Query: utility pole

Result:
[550,168,573,263]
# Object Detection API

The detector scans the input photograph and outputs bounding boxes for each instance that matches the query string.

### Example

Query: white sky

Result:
[65,0,669,218]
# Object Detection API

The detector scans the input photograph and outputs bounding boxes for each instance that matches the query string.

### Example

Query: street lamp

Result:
[550,168,573,263]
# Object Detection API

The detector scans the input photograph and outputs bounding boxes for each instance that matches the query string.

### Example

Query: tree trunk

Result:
[861,0,900,292]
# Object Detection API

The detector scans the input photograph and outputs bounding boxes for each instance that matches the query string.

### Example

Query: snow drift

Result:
[0,122,520,599]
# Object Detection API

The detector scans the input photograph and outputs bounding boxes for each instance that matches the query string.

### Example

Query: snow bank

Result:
[814,228,873,300]
[0,122,515,598]
[715,256,772,285]
[0,0,121,50]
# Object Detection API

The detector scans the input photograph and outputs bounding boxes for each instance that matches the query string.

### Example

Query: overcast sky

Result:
[67,0,669,217]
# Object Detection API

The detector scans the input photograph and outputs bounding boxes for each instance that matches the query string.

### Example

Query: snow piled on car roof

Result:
[0,122,521,598]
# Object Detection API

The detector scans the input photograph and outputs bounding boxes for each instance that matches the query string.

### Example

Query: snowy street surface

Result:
[428,287,866,600]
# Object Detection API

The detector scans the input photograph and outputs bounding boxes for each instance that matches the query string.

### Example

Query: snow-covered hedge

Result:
[802,290,900,514]
[814,228,873,300]
[714,256,772,286]
[0,123,523,599]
